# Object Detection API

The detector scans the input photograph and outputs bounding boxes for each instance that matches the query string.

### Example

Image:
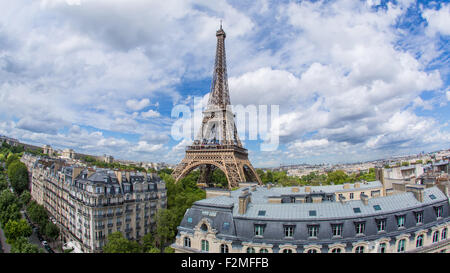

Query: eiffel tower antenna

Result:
[172,26,261,189]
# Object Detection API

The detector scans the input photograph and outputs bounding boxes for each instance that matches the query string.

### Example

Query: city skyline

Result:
[0,0,449,168]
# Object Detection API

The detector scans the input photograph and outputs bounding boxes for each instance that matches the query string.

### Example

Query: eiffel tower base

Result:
[172,146,261,189]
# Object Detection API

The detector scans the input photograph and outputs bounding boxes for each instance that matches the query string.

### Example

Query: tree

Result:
[10,236,40,253]
[326,170,348,185]
[147,246,161,253]
[164,246,175,253]
[141,232,155,252]
[103,232,142,253]
[5,153,19,169]
[26,201,49,228]
[154,209,176,251]
[7,161,29,194]
[0,203,21,228]
[19,190,31,207]
[43,222,59,240]
[4,219,32,243]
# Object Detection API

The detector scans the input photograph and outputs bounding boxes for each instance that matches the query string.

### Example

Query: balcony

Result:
[125,218,131,222]
[108,223,114,228]
[96,224,105,230]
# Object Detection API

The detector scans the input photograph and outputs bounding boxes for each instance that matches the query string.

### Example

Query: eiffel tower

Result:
[172,24,261,189]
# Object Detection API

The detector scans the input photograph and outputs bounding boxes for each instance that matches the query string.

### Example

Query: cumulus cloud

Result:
[126,98,150,111]
[423,3,450,36]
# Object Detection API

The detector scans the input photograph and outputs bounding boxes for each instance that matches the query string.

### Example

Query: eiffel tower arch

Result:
[172,25,261,189]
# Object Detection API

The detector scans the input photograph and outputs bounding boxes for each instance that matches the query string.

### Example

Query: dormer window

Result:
[200,223,208,232]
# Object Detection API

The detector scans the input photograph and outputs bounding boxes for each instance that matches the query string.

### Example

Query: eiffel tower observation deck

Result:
[172,24,261,189]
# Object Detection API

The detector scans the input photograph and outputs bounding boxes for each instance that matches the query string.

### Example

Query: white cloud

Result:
[423,3,450,36]
[141,109,160,119]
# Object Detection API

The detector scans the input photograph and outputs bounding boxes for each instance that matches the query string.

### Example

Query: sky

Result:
[0,0,449,167]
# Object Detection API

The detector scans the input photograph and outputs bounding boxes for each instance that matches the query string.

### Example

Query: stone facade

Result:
[21,153,167,253]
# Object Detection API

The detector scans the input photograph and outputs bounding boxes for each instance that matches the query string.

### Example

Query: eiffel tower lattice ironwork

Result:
[172,25,262,189]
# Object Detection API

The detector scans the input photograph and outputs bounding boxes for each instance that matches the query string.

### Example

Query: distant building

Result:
[61,148,75,159]
[103,154,114,164]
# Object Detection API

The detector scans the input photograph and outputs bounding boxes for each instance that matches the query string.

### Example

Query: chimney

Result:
[267,183,272,190]
[343,183,350,189]
[312,196,322,203]
[239,191,251,215]
[339,195,346,204]
[72,167,83,180]
[360,193,369,205]
[292,187,299,193]
[251,185,257,192]
[115,171,123,184]
[406,185,425,202]
[354,182,360,189]
[305,186,311,193]
[125,171,131,183]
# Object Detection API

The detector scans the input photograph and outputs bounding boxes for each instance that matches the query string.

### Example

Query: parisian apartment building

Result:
[21,153,167,253]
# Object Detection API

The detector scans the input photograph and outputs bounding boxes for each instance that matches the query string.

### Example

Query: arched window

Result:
[442,228,447,240]
[282,249,293,253]
[355,246,365,253]
[433,231,439,243]
[331,248,342,253]
[200,223,208,232]
[259,248,268,253]
[201,240,209,252]
[246,247,255,253]
[416,234,424,248]
[379,243,386,253]
[397,239,406,252]
[220,244,229,253]
[307,249,317,253]
[184,237,191,248]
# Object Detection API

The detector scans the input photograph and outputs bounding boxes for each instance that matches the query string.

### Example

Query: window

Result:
[184,237,191,248]
[201,240,209,252]
[331,248,341,253]
[187,217,192,223]
[429,194,436,200]
[397,239,406,252]
[376,219,386,232]
[373,205,381,211]
[258,210,266,216]
[379,243,386,253]
[200,223,208,232]
[307,249,317,253]
[282,249,293,253]
[332,224,343,237]
[435,206,443,218]
[284,226,294,237]
[254,225,265,236]
[416,234,424,248]
[309,210,317,216]
[415,211,423,224]
[350,193,354,199]
[247,247,255,253]
[355,222,365,235]
[308,225,319,237]
[223,222,230,231]
[442,228,447,240]
[220,244,229,253]
[397,215,405,228]
[353,207,361,213]
[259,248,268,253]
[433,231,439,243]
[355,246,364,253]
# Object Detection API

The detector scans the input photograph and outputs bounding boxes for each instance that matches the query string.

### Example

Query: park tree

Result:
[154,209,177,251]
[326,170,349,185]
[43,222,60,240]
[26,201,49,228]
[103,232,142,253]
[4,219,32,243]
[19,190,31,207]
[0,203,21,228]
[8,161,29,194]
[5,153,19,169]
[10,236,40,253]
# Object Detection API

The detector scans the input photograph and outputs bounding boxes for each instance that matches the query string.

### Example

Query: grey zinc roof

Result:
[195,185,447,221]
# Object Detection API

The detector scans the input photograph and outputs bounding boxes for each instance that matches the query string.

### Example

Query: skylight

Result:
[353,207,361,213]
[429,194,436,200]
[373,205,381,211]
[309,210,317,216]
[258,210,266,216]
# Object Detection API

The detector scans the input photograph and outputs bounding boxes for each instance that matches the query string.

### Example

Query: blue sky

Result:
[0,0,449,167]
